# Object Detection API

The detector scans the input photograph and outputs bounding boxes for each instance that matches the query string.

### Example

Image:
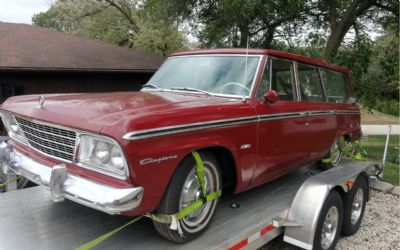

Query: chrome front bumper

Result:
[0,141,143,215]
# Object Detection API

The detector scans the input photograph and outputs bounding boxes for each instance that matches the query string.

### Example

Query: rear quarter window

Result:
[320,69,349,103]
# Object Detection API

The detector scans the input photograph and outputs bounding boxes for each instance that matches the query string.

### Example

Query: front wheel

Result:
[153,151,221,243]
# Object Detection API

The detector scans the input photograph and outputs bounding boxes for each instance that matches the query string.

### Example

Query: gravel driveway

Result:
[261,190,400,250]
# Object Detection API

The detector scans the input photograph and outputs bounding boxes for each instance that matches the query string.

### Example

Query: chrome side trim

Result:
[123,116,259,140]
[123,110,361,140]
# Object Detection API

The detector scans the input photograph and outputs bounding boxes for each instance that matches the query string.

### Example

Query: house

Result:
[0,22,165,101]
[0,22,165,134]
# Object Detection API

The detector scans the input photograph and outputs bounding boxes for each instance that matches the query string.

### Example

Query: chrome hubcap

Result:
[330,139,342,165]
[321,206,339,249]
[179,161,220,233]
[351,188,364,225]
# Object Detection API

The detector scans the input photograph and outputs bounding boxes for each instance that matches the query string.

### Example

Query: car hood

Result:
[1,91,240,134]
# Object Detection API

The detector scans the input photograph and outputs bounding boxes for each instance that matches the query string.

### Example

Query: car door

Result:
[252,57,310,187]
[295,62,337,161]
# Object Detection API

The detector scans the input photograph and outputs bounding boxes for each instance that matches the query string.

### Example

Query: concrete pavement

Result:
[361,125,400,135]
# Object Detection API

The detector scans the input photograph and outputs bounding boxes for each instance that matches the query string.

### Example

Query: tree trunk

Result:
[262,27,276,49]
[239,25,250,48]
[324,0,376,59]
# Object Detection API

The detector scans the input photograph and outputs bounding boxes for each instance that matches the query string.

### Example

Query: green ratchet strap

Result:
[145,151,222,230]
[321,151,340,163]
[76,216,143,250]
[0,176,20,188]
[192,151,207,198]
[145,190,222,224]
[75,151,222,250]
[322,137,345,163]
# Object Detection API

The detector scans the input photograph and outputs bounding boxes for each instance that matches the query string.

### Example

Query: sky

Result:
[0,0,51,24]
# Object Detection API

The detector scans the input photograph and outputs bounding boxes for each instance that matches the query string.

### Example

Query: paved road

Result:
[361,125,400,135]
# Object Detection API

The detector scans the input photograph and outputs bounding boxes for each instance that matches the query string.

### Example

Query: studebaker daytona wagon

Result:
[0,48,361,243]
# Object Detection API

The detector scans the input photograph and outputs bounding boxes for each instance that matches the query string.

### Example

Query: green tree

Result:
[32,0,186,56]
[166,0,308,48]
[306,0,398,59]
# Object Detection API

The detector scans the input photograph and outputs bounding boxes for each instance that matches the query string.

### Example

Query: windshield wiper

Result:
[141,83,164,91]
[170,87,214,97]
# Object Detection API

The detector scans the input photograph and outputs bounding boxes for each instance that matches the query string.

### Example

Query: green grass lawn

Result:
[361,135,399,185]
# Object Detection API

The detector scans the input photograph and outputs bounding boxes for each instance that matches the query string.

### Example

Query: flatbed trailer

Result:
[0,159,378,250]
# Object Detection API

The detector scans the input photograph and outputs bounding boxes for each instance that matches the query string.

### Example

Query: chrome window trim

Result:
[296,62,326,102]
[264,56,298,102]
[293,61,301,101]
[145,54,264,99]
[319,68,351,102]
[123,110,361,140]
[318,68,329,102]
[254,55,271,101]
[3,112,130,180]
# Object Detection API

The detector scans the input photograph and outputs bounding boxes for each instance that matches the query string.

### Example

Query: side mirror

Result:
[264,90,279,104]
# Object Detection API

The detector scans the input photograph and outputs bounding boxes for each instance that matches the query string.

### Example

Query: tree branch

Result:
[101,0,139,32]
[328,0,338,31]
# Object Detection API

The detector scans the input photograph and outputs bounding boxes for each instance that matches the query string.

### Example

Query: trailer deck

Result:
[0,160,372,250]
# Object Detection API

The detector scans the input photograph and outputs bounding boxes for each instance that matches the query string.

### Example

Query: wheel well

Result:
[343,134,352,142]
[332,173,369,201]
[332,185,346,198]
[199,147,237,190]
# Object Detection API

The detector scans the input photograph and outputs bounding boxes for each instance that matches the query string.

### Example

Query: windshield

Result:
[146,55,261,97]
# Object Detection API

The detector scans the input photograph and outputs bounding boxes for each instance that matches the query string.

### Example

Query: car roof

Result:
[171,48,349,75]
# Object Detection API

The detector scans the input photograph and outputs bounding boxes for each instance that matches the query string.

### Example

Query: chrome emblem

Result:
[139,155,178,166]
[38,95,45,109]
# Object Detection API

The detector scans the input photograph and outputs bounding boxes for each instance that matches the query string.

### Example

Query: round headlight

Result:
[110,146,125,170]
[94,141,110,164]
[10,124,19,133]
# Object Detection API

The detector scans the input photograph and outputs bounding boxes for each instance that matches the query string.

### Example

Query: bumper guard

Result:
[0,141,143,215]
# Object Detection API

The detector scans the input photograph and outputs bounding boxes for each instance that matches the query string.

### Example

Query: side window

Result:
[320,69,349,103]
[297,63,325,102]
[256,59,271,100]
[256,58,295,101]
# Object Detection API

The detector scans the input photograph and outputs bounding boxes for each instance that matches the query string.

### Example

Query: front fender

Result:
[122,126,257,216]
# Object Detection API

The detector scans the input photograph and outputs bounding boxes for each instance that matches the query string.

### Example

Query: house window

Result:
[1,83,24,103]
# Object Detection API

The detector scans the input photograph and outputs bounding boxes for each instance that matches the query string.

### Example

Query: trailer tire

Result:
[313,190,343,250]
[342,176,367,236]
[153,151,221,243]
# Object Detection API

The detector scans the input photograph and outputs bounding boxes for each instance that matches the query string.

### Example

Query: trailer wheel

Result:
[318,137,344,171]
[342,176,367,236]
[153,151,221,243]
[313,190,343,250]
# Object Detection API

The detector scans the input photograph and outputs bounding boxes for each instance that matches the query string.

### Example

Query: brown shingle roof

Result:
[0,22,165,72]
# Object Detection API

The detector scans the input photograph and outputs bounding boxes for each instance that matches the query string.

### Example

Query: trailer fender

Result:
[282,161,373,250]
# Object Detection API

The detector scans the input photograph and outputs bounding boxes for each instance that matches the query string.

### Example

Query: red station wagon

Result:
[0,49,361,243]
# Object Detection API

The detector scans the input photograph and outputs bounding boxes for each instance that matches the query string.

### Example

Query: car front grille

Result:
[15,117,77,162]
